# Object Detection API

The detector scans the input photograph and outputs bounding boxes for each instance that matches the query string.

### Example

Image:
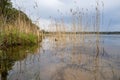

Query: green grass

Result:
[0,30,39,47]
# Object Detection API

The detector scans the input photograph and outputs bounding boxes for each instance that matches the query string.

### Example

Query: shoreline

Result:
[44,32,120,35]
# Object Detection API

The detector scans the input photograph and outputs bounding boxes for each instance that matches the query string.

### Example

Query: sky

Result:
[11,0,120,32]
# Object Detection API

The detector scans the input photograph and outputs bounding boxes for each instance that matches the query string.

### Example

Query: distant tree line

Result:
[44,31,120,34]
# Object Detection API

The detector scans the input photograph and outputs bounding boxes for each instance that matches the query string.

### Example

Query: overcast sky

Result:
[11,0,120,32]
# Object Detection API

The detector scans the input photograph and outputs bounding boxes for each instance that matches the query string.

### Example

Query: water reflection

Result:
[40,35,120,80]
[0,45,40,80]
[0,35,120,80]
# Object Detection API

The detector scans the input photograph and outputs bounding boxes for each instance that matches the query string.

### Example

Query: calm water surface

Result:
[0,34,120,80]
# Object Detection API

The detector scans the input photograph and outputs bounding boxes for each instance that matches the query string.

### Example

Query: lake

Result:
[0,34,120,80]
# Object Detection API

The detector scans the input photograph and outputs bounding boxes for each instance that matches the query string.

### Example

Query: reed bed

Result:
[46,0,104,51]
[0,11,42,47]
[1,0,116,80]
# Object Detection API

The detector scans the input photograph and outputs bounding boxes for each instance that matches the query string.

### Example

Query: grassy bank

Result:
[0,19,42,48]
[0,0,42,48]
[0,31,40,47]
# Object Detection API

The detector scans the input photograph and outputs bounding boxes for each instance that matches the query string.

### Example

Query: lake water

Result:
[0,34,120,80]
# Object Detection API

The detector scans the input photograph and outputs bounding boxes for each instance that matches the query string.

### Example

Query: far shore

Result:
[44,31,120,35]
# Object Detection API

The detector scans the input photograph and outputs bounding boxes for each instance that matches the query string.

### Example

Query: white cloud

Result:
[11,0,120,31]
[38,18,51,31]
[37,0,63,8]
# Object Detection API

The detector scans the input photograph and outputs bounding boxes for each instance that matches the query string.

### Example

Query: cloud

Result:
[37,0,63,8]
[11,0,120,31]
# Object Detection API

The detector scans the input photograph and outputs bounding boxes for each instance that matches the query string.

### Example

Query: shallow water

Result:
[0,34,120,80]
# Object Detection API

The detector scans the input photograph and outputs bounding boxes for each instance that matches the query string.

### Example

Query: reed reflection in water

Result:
[0,34,120,80]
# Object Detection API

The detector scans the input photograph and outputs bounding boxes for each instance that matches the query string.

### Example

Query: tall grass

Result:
[44,0,104,58]
[0,10,42,47]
